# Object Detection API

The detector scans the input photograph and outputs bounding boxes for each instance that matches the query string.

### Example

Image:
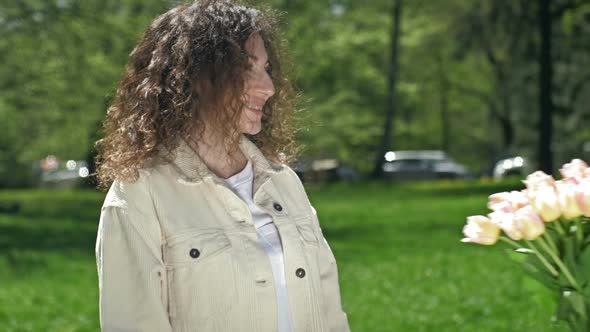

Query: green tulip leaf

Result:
[577,247,590,292]
[562,238,580,281]
[555,291,585,322]
[506,248,531,263]
[518,255,560,291]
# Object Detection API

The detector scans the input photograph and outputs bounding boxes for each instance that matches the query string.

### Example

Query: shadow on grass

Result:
[0,214,98,276]
[0,215,98,255]
[308,178,525,199]
[0,191,102,270]
[0,189,105,221]
[405,182,525,197]
[321,218,462,244]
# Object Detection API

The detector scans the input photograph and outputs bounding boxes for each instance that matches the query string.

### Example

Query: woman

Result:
[94,1,350,331]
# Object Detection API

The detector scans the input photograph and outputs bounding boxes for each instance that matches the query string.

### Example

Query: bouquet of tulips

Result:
[462,159,590,332]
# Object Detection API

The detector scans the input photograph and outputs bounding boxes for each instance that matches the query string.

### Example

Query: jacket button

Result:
[189,248,200,259]
[295,268,306,278]
[273,202,283,212]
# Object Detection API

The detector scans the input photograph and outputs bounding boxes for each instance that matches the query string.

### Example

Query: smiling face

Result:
[238,32,275,135]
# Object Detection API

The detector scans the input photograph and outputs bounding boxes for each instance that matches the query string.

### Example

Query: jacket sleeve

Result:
[311,207,351,332]
[96,202,173,332]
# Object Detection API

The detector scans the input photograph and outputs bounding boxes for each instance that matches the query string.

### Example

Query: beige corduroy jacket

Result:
[95,136,351,332]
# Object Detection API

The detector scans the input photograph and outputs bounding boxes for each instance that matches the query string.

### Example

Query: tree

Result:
[538,0,553,173]
[372,0,403,178]
[0,0,171,187]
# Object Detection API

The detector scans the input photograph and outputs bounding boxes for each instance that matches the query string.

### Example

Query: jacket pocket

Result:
[164,230,231,266]
[164,230,237,330]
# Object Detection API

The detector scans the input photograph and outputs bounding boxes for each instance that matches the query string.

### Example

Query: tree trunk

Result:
[372,0,402,178]
[437,54,450,152]
[499,87,515,149]
[538,0,553,173]
[498,113,515,150]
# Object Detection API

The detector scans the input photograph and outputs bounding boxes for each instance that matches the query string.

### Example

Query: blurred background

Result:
[1,0,589,331]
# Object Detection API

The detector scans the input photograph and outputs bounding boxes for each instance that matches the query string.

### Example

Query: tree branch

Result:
[552,0,583,19]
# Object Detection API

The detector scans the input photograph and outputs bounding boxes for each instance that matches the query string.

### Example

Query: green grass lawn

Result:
[0,180,569,331]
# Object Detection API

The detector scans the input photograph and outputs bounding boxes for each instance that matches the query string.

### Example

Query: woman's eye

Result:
[264,63,272,76]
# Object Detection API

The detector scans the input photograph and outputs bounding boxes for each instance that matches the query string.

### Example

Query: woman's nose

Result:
[257,70,275,98]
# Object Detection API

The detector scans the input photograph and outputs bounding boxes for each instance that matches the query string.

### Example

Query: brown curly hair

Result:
[95,0,297,188]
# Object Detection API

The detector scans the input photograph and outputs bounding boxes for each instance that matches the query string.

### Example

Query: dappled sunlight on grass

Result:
[0,180,569,331]
[307,179,567,332]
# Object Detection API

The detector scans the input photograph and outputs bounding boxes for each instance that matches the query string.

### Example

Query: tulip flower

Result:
[555,180,583,219]
[512,190,531,210]
[488,191,529,212]
[576,178,590,217]
[524,171,556,191]
[487,192,513,212]
[461,158,590,330]
[461,215,501,245]
[527,186,561,222]
[488,210,523,240]
[514,206,545,240]
[560,159,589,184]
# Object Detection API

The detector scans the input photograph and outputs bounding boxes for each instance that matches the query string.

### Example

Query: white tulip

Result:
[528,186,561,222]
[556,180,583,219]
[514,205,545,240]
[462,215,501,245]
[489,210,523,240]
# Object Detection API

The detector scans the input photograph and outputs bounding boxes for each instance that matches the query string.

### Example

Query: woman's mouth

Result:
[246,104,263,116]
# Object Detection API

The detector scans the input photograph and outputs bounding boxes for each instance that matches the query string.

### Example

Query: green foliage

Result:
[281,0,590,174]
[1,0,589,186]
[0,0,171,187]
[283,1,389,172]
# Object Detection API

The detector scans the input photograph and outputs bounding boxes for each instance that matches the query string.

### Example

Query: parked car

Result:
[492,156,531,180]
[381,150,472,180]
[34,155,90,188]
[294,158,360,183]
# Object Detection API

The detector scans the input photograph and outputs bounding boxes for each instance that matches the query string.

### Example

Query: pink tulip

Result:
[488,192,513,212]
[488,191,529,212]
[524,171,556,191]
[513,190,531,210]
[555,180,583,219]
[462,215,501,245]
[488,210,523,240]
[514,206,545,240]
[527,186,561,222]
[560,159,589,184]
[576,179,590,217]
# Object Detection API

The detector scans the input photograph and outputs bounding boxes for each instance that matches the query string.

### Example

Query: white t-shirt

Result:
[224,160,294,332]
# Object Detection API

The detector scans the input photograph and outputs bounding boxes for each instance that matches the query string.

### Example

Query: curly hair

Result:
[95,0,297,188]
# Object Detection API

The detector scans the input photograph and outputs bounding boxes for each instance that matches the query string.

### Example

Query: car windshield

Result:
[388,159,438,171]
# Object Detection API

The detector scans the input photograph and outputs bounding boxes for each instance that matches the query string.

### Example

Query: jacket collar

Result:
[168,135,284,186]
